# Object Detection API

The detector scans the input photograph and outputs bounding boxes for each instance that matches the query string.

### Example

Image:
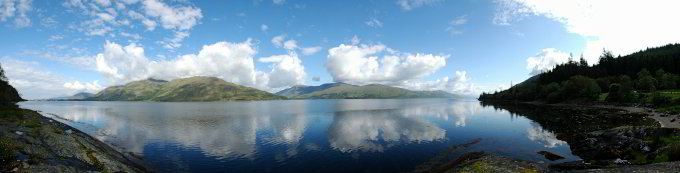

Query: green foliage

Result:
[0,64,23,102]
[565,75,601,100]
[636,69,658,91]
[0,62,6,82]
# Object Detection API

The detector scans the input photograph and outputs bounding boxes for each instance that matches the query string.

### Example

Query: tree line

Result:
[479,43,680,105]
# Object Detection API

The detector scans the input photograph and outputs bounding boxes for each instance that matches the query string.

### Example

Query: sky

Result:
[0,0,679,99]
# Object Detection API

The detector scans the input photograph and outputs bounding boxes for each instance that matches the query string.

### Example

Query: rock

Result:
[65,129,72,134]
[538,151,565,161]
[614,158,630,165]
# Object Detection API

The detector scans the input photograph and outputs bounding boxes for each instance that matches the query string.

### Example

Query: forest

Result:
[479,44,680,111]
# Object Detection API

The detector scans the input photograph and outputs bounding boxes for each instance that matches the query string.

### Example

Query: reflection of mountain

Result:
[26,101,308,159]
[328,110,446,152]
[23,100,486,160]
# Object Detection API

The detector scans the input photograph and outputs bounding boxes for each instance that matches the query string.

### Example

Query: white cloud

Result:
[326,43,448,85]
[271,34,286,48]
[350,35,360,45]
[271,34,301,51]
[445,15,467,35]
[141,0,202,31]
[273,0,285,5]
[63,80,103,93]
[283,40,298,50]
[258,53,305,89]
[398,70,481,95]
[21,50,96,69]
[128,10,156,30]
[0,0,32,28]
[120,32,141,41]
[94,40,305,90]
[48,35,64,41]
[365,17,383,28]
[301,46,322,55]
[94,0,111,7]
[494,0,680,64]
[397,0,441,11]
[1,58,102,99]
[157,31,189,49]
[260,24,268,32]
[62,0,202,49]
[525,48,570,75]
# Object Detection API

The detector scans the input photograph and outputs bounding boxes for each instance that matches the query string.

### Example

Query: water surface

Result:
[19,99,580,172]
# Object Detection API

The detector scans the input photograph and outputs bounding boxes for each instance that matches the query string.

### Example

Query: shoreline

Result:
[0,105,150,172]
[494,100,680,129]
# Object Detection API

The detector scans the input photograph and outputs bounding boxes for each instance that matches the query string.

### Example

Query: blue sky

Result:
[1,0,678,99]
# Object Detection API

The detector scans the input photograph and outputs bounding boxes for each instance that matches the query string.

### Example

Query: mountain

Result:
[47,92,95,101]
[93,76,285,101]
[276,82,460,99]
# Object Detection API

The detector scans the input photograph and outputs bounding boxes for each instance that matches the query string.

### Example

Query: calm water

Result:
[19,99,580,172]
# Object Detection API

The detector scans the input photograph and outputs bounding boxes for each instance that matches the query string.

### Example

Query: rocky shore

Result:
[421,102,680,173]
[0,105,148,172]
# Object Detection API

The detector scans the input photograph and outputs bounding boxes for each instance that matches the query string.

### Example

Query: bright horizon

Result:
[1,0,679,99]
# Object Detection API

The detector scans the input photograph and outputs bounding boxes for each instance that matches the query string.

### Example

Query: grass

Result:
[0,136,18,164]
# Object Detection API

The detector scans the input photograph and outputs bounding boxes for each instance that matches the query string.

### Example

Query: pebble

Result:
[65,129,73,134]
[15,131,23,135]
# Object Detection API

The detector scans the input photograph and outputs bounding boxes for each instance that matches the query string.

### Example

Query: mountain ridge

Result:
[93,76,285,101]
[276,82,461,99]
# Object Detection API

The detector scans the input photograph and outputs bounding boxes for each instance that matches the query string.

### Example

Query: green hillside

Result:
[94,76,285,101]
[276,82,460,99]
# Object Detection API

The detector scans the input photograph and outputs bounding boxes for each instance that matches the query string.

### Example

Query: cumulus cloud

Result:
[326,43,447,85]
[525,48,570,75]
[397,0,441,11]
[0,0,32,28]
[1,58,102,99]
[398,70,480,95]
[301,46,322,55]
[494,0,680,63]
[365,17,383,28]
[257,53,305,88]
[63,80,103,92]
[94,40,305,90]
